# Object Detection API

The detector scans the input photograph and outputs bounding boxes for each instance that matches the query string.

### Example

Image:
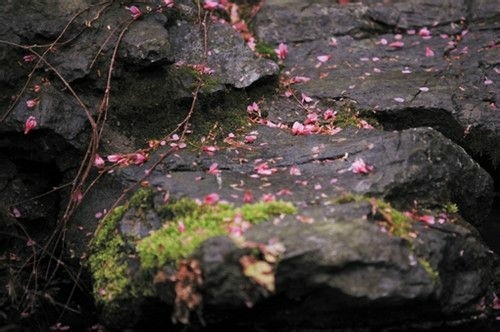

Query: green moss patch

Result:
[137,199,296,270]
[88,188,156,304]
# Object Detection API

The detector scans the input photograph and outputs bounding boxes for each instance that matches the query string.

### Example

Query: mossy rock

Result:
[88,188,296,325]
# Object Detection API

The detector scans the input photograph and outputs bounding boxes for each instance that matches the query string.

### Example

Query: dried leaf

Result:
[240,256,275,292]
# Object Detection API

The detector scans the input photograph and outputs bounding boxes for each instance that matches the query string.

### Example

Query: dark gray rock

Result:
[170,20,279,88]
[254,0,500,165]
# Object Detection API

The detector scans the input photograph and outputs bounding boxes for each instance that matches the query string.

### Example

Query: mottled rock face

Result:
[255,0,500,166]
[0,0,498,331]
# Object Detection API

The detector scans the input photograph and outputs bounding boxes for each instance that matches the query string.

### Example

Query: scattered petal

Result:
[291,76,311,83]
[316,55,331,63]
[301,93,313,103]
[418,27,431,38]
[11,207,21,218]
[128,5,142,20]
[208,162,220,175]
[261,193,276,202]
[275,43,288,60]
[178,221,186,233]
[418,215,435,225]
[243,191,253,203]
[164,0,174,7]
[351,158,373,174]
[419,87,429,92]
[245,135,257,143]
[204,0,220,10]
[255,162,277,176]
[26,99,38,108]
[203,193,220,205]
[394,97,405,103]
[24,116,37,134]
[389,41,404,48]
[23,54,37,62]
[94,154,105,168]
[323,109,336,120]
[289,165,301,176]
[425,47,435,57]
[359,119,374,129]
[484,78,493,85]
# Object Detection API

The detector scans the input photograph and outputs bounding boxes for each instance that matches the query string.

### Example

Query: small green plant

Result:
[418,258,439,283]
[255,42,278,61]
[443,202,459,214]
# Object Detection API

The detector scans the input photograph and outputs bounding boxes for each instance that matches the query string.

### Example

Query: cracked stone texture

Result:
[255,0,500,165]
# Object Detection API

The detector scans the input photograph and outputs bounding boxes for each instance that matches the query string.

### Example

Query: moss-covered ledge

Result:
[87,188,297,324]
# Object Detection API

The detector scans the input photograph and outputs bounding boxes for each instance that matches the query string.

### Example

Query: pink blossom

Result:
[164,0,174,7]
[484,78,493,85]
[304,113,318,124]
[351,158,373,174]
[418,27,431,38]
[394,34,403,40]
[107,154,124,163]
[23,54,37,62]
[418,215,435,225]
[24,116,37,135]
[425,47,435,57]
[276,188,293,196]
[291,122,314,135]
[203,146,218,153]
[255,162,277,176]
[26,99,38,108]
[204,0,220,10]
[316,55,331,63]
[73,189,84,203]
[129,5,142,20]
[32,85,41,93]
[378,38,388,45]
[289,165,301,176]
[243,191,253,203]
[323,109,336,120]
[291,76,311,83]
[208,162,220,175]
[247,102,260,116]
[284,90,293,98]
[94,154,105,168]
[359,119,374,129]
[11,207,21,218]
[419,87,429,92]
[301,93,313,103]
[244,135,257,143]
[275,43,288,60]
[261,193,275,202]
[178,221,186,233]
[389,41,404,48]
[133,152,147,165]
[203,193,220,205]
[394,97,405,103]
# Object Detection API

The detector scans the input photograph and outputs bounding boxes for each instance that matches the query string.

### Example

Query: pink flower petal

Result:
[94,154,105,168]
[316,55,331,63]
[394,97,405,103]
[208,162,220,175]
[418,27,431,38]
[24,116,37,135]
[289,165,301,176]
[389,41,404,48]
[275,43,288,60]
[425,47,435,57]
[129,5,142,20]
[351,158,373,174]
[203,193,220,205]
